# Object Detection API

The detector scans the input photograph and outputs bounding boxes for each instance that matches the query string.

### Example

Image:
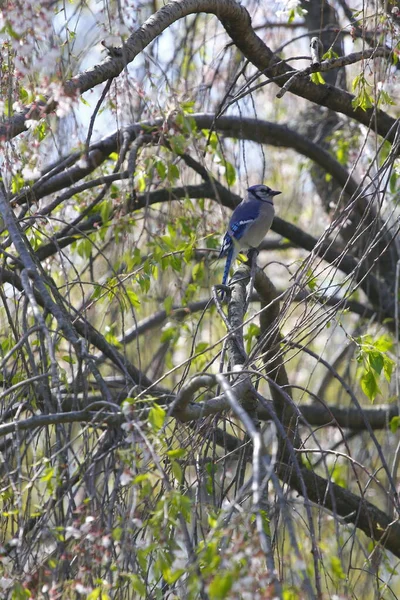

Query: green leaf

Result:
[160,325,176,343]
[12,583,31,599]
[5,21,21,40]
[148,404,166,432]
[259,509,271,536]
[202,130,219,150]
[369,352,384,375]
[33,121,48,142]
[335,138,350,165]
[11,173,25,193]
[379,90,395,106]
[167,448,186,459]
[137,273,150,293]
[383,356,395,382]
[162,567,185,585]
[155,158,167,180]
[244,323,260,353]
[390,171,397,194]
[99,199,113,223]
[76,238,93,260]
[331,464,346,488]
[360,369,379,401]
[352,74,362,91]
[224,160,236,186]
[104,329,121,347]
[167,163,180,182]
[19,87,29,103]
[322,49,339,60]
[129,575,146,596]
[41,466,54,483]
[192,262,204,281]
[352,88,373,111]
[136,169,147,192]
[306,267,317,290]
[164,295,173,314]
[375,335,393,352]
[390,416,400,434]
[310,71,325,85]
[169,254,182,272]
[176,110,196,133]
[331,556,346,580]
[170,459,183,482]
[126,288,141,308]
[195,342,209,354]
[351,74,374,111]
[209,572,233,600]
[112,527,123,542]
[183,243,193,263]
[169,134,186,154]
[283,589,299,600]
[62,355,76,365]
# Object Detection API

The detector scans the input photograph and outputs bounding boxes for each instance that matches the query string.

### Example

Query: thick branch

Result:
[254,267,302,456]
[131,184,391,319]
[33,178,391,321]
[280,462,400,558]
[1,1,396,142]
[14,114,358,207]
[299,403,398,431]
[1,396,398,558]
[218,267,259,423]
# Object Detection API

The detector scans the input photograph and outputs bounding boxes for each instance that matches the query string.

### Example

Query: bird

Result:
[218,184,281,291]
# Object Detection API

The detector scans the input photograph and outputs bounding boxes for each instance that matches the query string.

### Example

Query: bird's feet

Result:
[214,284,231,302]
[246,248,259,264]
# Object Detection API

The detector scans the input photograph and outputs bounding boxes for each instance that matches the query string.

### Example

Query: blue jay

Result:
[218,184,281,289]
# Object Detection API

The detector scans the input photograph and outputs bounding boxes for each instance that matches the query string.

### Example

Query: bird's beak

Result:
[271,190,281,196]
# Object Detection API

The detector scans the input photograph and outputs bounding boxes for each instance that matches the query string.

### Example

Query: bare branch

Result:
[277,47,391,98]
[1,2,397,143]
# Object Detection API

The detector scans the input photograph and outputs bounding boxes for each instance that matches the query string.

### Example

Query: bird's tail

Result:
[222,246,234,287]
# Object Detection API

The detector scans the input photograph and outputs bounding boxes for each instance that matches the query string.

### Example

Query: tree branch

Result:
[13,114,359,208]
[280,461,400,558]
[0,264,170,398]
[1,1,397,143]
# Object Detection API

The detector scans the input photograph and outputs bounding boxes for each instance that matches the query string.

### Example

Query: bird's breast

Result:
[242,206,274,248]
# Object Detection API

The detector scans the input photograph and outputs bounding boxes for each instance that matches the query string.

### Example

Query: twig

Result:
[277,46,392,99]
[169,374,216,418]
[85,78,113,160]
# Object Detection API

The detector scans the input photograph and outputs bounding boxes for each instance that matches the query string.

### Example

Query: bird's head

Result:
[247,184,281,203]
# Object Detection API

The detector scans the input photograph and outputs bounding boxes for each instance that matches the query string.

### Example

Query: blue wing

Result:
[229,201,260,226]
[219,200,260,258]
[229,218,255,241]
[228,201,260,241]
